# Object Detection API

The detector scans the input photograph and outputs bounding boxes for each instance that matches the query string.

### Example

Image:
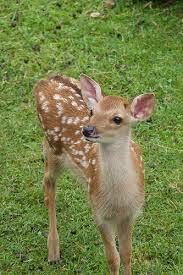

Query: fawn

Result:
[34,74,155,275]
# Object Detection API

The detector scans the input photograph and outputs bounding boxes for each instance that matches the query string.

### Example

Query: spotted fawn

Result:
[34,74,155,275]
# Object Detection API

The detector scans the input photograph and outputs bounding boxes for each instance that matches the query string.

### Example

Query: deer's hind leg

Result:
[43,139,63,263]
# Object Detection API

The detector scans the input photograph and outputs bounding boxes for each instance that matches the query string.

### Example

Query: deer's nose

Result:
[82,126,96,137]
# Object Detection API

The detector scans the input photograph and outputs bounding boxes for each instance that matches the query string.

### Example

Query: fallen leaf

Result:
[90,12,101,18]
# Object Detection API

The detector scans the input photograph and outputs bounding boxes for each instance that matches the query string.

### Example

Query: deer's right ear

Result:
[130,93,155,122]
[80,74,103,110]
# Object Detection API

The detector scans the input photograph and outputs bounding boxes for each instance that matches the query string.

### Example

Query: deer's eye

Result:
[90,109,93,116]
[112,116,122,125]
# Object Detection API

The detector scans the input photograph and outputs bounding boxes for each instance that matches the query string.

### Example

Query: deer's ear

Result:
[130,93,155,121]
[80,74,103,110]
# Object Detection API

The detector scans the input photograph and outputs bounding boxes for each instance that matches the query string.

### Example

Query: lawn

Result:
[0,0,183,274]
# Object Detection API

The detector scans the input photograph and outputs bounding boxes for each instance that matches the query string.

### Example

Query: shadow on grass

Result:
[112,0,182,8]
[132,0,182,7]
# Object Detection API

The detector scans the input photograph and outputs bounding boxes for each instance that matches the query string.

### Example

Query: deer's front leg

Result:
[117,219,133,275]
[44,160,60,263]
[98,223,120,275]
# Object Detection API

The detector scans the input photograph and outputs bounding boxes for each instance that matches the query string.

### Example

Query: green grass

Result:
[0,0,183,274]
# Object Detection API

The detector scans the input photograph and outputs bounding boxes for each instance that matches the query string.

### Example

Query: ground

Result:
[0,0,182,274]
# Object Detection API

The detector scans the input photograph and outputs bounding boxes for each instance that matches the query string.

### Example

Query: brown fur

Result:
[34,75,149,275]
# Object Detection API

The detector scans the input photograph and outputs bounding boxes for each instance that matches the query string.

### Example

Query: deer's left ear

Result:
[130,93,155,121]
[80,74,103,110]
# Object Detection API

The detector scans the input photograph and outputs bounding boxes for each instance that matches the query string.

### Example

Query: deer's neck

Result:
[98,131,132,185]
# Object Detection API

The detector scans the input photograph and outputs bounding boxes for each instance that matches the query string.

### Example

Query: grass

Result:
[0,0,183,274]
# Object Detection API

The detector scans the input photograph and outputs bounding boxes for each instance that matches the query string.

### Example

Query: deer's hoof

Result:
[48,237,61,264]
[48,250,60,264]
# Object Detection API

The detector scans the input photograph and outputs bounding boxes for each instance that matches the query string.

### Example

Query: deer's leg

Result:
[43,148,61,263]
[98,222,120,275]
[117,219,133,275]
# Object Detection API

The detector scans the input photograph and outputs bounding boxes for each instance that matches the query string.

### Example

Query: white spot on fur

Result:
[73,117,80,125]
[78,106,85,111]
[71,101,78,107]
[74,157,81,163]
[57,83,65,90]
[91,159,96,165]
[38,91,43,97]
[53,94,62,100]
[67,117,73,124]
[60,97,68,103]
[82,155,86,161]
[61,136,66,142]
[47,129,55,136]
[39,94,46,103]
[54,136,59,141]
[74,140,81,145]
[61,116,67,123]
[84,144,91,153]
[82,116,89,123]
[71,149,79,156]
[80,160,89,168]
[56,102,63,116]
[68,95,74,100]
[41,101,49,112]
[68,87,77,94]
[75,130,80,135]
[54,127,60,132]
[69,78,81,89]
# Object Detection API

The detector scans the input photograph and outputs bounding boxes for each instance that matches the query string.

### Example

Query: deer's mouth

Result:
[84,135,100,142]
